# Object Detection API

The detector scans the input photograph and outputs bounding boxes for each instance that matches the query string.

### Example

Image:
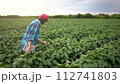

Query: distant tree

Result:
[104,14,109,19]
[71,15,77,18]
[96,14,110,19]
[77,13,82,18]
[8,15,20,18]
[84,13,93,18]
[96,14,104,19]
[69,14,72,18]
[110,14,120,19]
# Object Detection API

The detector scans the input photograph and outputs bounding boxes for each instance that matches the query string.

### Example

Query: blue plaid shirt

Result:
[21,19,41,50]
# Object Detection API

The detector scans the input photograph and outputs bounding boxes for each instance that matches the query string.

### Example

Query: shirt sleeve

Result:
[27,23,39,42]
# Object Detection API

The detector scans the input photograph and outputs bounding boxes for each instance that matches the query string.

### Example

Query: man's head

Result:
[38,14,48,25]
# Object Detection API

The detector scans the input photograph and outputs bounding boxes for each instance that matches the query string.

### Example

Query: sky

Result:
[0,0,120,16]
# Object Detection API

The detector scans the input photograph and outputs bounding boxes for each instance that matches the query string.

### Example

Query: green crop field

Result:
[0,18,120,68]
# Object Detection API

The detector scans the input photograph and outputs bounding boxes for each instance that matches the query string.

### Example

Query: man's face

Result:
[41,19,47,25]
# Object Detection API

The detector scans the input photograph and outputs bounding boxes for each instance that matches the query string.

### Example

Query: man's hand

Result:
[38,38,48,44]
[42,41,48,44]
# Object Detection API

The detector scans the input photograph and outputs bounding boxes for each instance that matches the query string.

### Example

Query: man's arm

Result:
[38,38,48,44]
[25,41,32,53]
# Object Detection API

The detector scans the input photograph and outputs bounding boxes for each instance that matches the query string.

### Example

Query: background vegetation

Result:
[0,18,120,68]
[0,13,120,19]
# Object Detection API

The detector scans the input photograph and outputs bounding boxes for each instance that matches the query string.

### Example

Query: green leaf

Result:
[82,63,88,68]
[0,55,6,61]
[53,60,57,64]
[116,57,120,64]
[56,63,62,67]
[47,59,52,67]
[35,61,39,65]
[43,61,47,65]
[61,59,64,63]
[28,59,32,64]
[0,62,6,68]
[38,57,41,61]
[110,56,115,62]
[88,63,97,68]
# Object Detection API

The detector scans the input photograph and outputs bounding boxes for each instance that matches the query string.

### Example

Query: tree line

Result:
[0,13,120,19]
[49,13,120,19]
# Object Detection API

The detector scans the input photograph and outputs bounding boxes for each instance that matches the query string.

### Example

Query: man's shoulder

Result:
[28,19,41,29]
[32,19,41,24]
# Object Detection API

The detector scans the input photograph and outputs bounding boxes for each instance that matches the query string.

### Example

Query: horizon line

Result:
[1,13,120,16]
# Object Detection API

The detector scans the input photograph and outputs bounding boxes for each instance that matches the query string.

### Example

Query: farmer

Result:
[21,14,48,53]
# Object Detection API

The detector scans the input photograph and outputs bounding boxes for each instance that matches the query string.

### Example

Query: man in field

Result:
[21,14,48,53]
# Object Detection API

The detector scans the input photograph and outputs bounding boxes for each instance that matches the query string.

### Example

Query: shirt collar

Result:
[36,19,41,24]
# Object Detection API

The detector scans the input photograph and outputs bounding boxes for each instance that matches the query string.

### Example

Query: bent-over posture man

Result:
[21,14,48,53]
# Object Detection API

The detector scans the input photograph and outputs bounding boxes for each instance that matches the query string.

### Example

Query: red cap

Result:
[40,14,48,22]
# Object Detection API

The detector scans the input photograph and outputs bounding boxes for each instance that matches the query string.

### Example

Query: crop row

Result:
[11,30,120,68]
